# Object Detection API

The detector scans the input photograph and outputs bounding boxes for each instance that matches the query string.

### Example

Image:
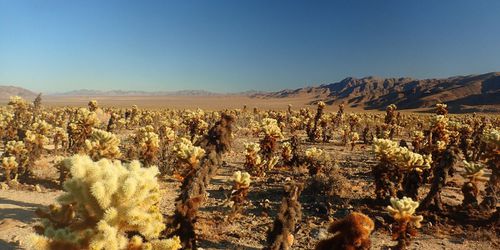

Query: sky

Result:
[1,0,500,93]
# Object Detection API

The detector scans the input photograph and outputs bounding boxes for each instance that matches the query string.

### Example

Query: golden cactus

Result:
[84,129,122,160]
[386,197,423,249]
[28,155,181,250]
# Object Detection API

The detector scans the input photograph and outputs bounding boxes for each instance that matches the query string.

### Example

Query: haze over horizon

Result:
[1,0,500,93]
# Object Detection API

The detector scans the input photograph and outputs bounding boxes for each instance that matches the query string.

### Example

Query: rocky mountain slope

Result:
[0,86,37,100]
[255,72,500,112]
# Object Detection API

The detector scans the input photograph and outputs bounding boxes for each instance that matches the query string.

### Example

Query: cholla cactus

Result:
[68,108,100,153]
[1,156,19,184]
[227,171,251,215]
[2,140,29,182]
[461,161,489,207]
[430,115,450,151]
[305,147,330,175]
[172,138,206,178]
[24,120,52,161]
[372,138,432,200]
[27,155,181,250]
[265,183,303,250]
[386,197,423,249]
[307,101,326,142]
[281,142,293,163]
[88,100,98,112]
[53,127,69,153]
[350,132,359,151]
[462,161,489,183]
[130,126,160,166]
[84,129,122,160]
[411,131,425,153]
[479,128,499,211]
[244,142,264,176]
[373,138,432,172]
[261,118,283,138]
[435,103,448,116]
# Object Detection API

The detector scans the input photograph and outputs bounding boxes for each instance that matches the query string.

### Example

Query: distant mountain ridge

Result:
[50,89,221,96]
[254,72,500,112]
[48,89,270,96]
[2,72,499,112]
[0,85,37,99]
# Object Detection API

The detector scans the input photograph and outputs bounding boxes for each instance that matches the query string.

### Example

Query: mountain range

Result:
[253,72,500,112]
[1,72,499,112]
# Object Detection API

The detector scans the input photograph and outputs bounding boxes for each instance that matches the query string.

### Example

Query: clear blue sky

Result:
[1,0,500,93]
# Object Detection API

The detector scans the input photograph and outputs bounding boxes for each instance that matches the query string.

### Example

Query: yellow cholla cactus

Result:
[305,147,324,159]
[2,156,18,171]
[27,155,178,250]
[173,138,206,166]
[481,128,500,150]
[412,131,424,141]
[74,107,100,127]
[244,142,261,155]
[317,101,326,109]
[387,104,397,111]
[386,197,423,228]
[462,161,489,183]
[261,118,283,138]
[84,129,122,160]
[88,100,98,111]
[232,171,251,188]
[373,138,432,172]
[282,142,293,162]
[430,115,448,129]
[351,132,360,142]
[8,95,29,109]
[6,140,28,156]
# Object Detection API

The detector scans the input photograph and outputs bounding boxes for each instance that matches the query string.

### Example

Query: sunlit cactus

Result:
[435,103,448,116]
[373,138,432,172]
[227,171,251,215]
[1,156,19,184]
[281,142,293,163]
[372,138,432,200]
[88,100,98,112]
[244,142,263,176]
[386,197,423,249]
[350,132,360,150]
[261,118,284,139]
[172,137,206,178]
[139,132,160,166]
[460,161,489,207]
[305,147,330,175]
[411,130,425,153]
[84,129,122,160]
[68,108,100,153]
[477,128,499,211]
[27,155,180,250]
[53,127,69,153]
